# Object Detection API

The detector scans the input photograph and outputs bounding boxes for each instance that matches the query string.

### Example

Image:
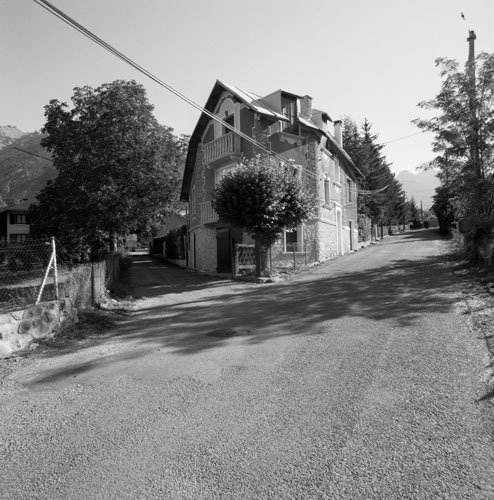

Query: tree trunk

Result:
[254,237,272,277]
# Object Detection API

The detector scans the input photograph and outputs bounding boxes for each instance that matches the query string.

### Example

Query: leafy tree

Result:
[212,155,318,276]
[30,80,186,260]
[432,185,456,234]
[414,53,494,264]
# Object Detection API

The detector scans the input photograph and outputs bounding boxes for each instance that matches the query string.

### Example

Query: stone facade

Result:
[0,299,77,358]
[180,81,363,275]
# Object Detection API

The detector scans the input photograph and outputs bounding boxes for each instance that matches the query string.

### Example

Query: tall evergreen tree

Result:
[343,118,407,226]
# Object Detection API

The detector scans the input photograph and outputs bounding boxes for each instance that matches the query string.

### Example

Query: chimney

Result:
[467,30,476,64]
[300,95,312,119]
[334,120,343,146]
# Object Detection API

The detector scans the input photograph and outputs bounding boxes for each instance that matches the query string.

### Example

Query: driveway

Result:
[1,229,494,499]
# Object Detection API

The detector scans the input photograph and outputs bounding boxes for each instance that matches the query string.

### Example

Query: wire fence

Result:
[0,238,121,314]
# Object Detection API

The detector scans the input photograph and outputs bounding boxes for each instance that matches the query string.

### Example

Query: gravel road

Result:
[1,229,493,499]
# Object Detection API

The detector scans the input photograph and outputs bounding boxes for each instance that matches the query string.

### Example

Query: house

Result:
[0,203,31,242]
[180,80,364,274]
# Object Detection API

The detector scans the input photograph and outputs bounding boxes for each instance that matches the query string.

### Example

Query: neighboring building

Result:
[0,203,31,242]
[180,80,364,274]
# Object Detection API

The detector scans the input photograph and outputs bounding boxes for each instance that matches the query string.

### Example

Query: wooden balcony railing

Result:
[200,201,218,224]
[202,133,241,164]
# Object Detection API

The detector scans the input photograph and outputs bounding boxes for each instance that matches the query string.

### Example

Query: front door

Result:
[216,227,232,273]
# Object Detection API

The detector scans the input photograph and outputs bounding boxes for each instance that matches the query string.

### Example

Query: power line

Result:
[6,146,53,162]
[382,131,426,145]
[32,0,389,196]
[32,0,314,176]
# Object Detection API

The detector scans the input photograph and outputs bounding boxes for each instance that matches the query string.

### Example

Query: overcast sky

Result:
[2,0,494,174]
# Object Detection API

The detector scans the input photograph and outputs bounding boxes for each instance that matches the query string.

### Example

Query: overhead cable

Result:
[33,0,390,195]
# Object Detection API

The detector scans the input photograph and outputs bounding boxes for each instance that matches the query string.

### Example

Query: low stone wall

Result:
[0,299,77,358]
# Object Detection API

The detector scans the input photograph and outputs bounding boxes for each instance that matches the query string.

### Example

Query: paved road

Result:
[1,230,494,499]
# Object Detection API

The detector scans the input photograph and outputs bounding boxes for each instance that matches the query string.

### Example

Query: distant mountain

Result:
[0,125,26,149]
[0,129,57,207]
[396,169,440,209]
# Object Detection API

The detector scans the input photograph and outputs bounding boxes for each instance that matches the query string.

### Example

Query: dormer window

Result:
[281,95,296,125]
[281,95,298,134]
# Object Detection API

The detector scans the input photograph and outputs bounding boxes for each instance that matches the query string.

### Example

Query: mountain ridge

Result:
[0,126,56,207]
[396,169,440,209]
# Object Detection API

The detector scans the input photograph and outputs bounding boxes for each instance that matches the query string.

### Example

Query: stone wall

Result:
[318,219,339,261]
[0,299,77,358]
[191,225,217,273]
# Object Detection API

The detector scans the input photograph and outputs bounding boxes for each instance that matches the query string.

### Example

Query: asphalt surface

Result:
[1,229,494,499]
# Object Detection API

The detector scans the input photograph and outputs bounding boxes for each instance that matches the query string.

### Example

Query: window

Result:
[324,178,331,206]
[334,159,341,184]
[223,114,234,135]
[10,234,27,242]
[10,214,29,225]
[281,96,296,123]
[281,95,297,133]
[347,179,353,203]
[284,226,303,252]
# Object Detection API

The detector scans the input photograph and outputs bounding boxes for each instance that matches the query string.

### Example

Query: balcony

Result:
[200,201,218,225]
[202,133,241,165]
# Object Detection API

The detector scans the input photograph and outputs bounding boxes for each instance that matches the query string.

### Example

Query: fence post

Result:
[51,237,59,300]
[234,245,239,276]
[35,240,55,306]
[91,263,95,306]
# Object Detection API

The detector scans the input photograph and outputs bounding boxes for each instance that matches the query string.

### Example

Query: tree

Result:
[212,155,318,276]
[414,52,494,265]
[343,118,407,227]
[432,185,456,234]
[408,197,420,225]
[30,80,186,260]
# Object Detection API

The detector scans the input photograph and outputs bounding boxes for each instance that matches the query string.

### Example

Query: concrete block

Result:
[0,322,17,341]
[18,319,35,335]
[0,343,13,358]
[32,317,51,338]
[43,309,58,324]
[0,314,15,325]
[16,334,33,351]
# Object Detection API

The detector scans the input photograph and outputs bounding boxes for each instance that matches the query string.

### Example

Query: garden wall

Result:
[0,299,77,358]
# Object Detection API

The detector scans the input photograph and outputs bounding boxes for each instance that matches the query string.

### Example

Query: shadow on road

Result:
[25,231,462,385]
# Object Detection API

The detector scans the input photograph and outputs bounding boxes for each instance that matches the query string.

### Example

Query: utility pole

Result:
[467,30,481,180]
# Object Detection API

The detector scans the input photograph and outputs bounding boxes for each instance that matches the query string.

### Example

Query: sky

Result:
[2,0,494,175]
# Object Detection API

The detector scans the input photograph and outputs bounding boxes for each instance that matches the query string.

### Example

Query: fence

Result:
[0,238,121,314]
[233,241,318,276]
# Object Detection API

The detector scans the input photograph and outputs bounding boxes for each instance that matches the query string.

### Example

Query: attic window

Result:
[281,96,296,125]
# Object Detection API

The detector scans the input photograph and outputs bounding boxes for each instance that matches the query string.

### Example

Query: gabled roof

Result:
[220,82,288,121]
[180,81,364,200]
[181,80,287,200]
